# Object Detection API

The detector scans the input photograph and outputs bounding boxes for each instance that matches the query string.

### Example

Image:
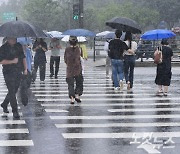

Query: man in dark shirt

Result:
[0,37,27,119]
[108,30,129,90]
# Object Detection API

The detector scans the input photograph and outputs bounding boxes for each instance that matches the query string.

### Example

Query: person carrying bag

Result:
[154,46,162,64]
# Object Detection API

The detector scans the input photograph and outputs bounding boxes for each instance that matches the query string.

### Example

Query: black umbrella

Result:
[106,17,141,34]
[0,20,47,38]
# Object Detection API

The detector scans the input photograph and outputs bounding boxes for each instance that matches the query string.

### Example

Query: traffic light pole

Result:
[79,0,83,28]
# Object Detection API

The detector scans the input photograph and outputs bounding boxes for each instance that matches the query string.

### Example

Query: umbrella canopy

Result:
[0,20,47,38]
[62,29,95,37]
[61,35,86,42]
[103,32,115,39]
[141,29,176,40]
[96,31,113,37]
[103,31,126,40]
[47,31,62,38]
[17,37,32,45]
[106,17,141,34]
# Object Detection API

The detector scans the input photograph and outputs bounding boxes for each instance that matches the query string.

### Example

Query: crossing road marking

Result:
[45,109,69,113]
[37,97,180,102]
[42,102,179,107]
[108,107,180,112]
[56,122,180,128]
[62,132,180,139]
[50,114,180,120]
[34,93,161,97]
[0,129,29,133]
[0,120,25,125]
[0,140,34,146]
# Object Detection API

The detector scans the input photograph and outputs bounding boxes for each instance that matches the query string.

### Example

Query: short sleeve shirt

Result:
[108,39,129,59]
[0,42,25,72]
[50,40,60,57]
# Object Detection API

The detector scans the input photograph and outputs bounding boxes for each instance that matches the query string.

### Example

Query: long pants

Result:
[124,55,135,88]
[32,62,46,81]
[50,56,60,76]
[2,70,22,113]
[111,59,124,88]
[66,74,83,98]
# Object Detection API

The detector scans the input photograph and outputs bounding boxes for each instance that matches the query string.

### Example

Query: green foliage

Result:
[0,0,179,32]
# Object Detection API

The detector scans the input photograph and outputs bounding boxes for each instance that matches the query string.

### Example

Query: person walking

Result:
[64,36,83,104]
[155,39,173,96]
[124,32,137,90]
[108,30,129,90]
[49,38,61,79]
[0,37,27,119]
[32,38,47,82]
[104,39,111,78]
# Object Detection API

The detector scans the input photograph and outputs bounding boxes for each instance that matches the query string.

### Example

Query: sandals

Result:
[75,97,81,103]
[156,90,163,96]
[70,96,81,104]
[164,92,168,96]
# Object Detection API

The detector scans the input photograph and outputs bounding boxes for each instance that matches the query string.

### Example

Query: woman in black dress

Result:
[155,39,173,96]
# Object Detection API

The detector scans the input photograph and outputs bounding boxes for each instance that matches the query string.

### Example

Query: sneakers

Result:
[1,104,9,114]
[13,112,20,120]
[114,87,119,91]
[119,80,123,90]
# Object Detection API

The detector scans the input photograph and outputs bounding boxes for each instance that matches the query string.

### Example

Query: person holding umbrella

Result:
[64,36,83,104]
[0,37,28,119]
[108,30,129,90]
[155,39,173,96]
[32,38,47,82]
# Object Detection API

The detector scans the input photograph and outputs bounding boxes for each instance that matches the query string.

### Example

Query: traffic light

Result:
[73,3,79,20]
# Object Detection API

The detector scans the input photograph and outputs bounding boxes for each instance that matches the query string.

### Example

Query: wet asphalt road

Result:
[1,58,180,154]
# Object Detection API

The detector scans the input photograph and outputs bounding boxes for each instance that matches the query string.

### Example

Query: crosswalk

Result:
[0,67,34,147]
[1,56,180,153]
[31,61,180,154]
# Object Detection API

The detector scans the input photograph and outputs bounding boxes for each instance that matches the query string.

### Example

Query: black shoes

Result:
[55,76,58,79]
[13,112,20,119]
[1,104,9,114]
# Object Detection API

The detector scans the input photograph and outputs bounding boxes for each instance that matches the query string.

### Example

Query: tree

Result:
[22,0,64,31]
[144,0,180,28]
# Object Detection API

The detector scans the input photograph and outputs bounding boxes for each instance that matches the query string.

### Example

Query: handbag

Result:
[154,47,162,64]
[20,74,30,106]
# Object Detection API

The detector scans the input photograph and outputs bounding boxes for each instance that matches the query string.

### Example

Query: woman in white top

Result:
[124,32,137,90]
[49,38,61,79]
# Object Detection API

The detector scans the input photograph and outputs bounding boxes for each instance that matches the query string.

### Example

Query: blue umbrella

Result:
[17,37,32,45]
[62,29,95,37]
[141,29,176,40]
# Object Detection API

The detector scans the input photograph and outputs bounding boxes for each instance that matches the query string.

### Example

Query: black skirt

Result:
[155,62,172,86]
